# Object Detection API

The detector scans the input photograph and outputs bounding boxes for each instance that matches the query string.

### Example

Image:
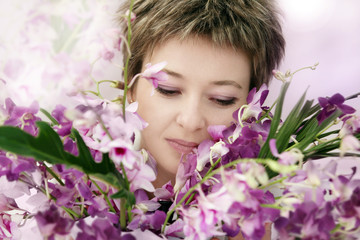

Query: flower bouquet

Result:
[1,2,360,240]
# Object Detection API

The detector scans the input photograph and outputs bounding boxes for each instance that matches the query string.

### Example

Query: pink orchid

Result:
[207,125,227,141]
[127,162,156,192]
[174,154,197,192]
[180,205,224,240]
[195,139,214,172]
[164,218,185,237]
[154,181,174,200]
[340,135,360,157]
[108,139,139,169]
[141,62,168,96]
[125,10,136,22]
[269,139,304,165]
[0,213,20,239]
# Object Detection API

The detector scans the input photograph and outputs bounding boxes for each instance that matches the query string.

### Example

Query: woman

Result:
[120,0,285,238]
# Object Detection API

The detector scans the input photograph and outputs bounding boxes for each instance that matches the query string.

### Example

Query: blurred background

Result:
[275,0,360,177]
[269,0,360,115]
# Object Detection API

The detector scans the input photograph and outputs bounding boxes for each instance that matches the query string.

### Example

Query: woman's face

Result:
[131,37,251,187]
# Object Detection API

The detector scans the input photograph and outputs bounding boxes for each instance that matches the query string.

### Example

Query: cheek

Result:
[206,109,235,126]
[206,100,247,126]
[134,84,172,137]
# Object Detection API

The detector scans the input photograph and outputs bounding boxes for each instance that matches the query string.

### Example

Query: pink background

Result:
[275,0,360,178]
[269,0,360,115]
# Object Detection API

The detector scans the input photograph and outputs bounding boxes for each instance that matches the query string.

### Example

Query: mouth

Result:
[166,138,198,154]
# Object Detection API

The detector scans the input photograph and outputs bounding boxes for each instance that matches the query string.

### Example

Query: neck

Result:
[152,165,176,190]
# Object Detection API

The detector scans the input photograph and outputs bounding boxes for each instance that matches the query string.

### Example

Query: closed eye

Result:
[156,86,181,96]
[211,97,237,106]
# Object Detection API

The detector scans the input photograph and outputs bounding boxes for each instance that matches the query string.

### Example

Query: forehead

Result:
[142,36,251,89]
[144,35,248,62]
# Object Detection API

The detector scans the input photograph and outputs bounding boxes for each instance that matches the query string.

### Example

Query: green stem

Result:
[185,157,222,205]
[120,198,127,230]
[95,80,103,99]
[120,163,130,189]
[122,0,135,118]
[58,18,87,53]
[80,197,85,216]
[127,206,133,223]
[19,174,82,219]
[260,204,282,210]
[44,163,65,186]
[91,178,116,213]
[40,108,59,126]
[82,90,100,97]
[259,175,289,189]
[257,100,277,123]
[98,79,119,85]
[290,63,318,78]
[61,206,81,219]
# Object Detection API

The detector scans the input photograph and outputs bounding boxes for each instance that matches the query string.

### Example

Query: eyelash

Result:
[156,86,237,106]
[155,86,180,96]
[211,98,237,106]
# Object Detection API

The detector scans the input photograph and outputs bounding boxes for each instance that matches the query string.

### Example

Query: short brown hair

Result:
[119,0,285,89]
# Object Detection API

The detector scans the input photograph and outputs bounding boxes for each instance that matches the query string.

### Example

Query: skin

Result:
[130,36,271,240]
[130,36,251,188]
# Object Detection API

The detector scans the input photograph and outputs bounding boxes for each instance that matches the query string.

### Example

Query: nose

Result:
[176,98,206,132]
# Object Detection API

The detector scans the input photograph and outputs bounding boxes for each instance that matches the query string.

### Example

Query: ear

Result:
[127,88,136,103]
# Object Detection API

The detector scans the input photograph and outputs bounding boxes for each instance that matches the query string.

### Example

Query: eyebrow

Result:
[163,68,243,89]
[211,80,243,89]
[163,68,184,79]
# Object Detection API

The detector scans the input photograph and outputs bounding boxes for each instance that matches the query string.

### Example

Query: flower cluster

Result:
[1,68,360,239]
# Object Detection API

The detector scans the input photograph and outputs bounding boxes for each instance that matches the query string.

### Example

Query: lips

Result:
[166,138,198,154]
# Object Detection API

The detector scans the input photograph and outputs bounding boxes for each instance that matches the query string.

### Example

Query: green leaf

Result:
[259,81,290,158]
[40,108,59,126]
[111,189,136,207]
[295,110,342,151]
[275,92,311,153]
[0,121,124,190]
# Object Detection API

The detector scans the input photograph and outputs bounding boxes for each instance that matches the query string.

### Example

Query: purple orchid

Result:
[317,93,356,124]
[221,124,264,164]
[178,162,275,240]
[154,181,175,200]
[76,216,122,240]
[0,213,20,239]
[0,194,18,212]
[233,84,269,122]
[35,205,75,238]
[3,98,41,136]
[275,201,335,240]
[51,105,73,136]
[128,209,166,232]
[174,154,197,192]
[0,151,37,181]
